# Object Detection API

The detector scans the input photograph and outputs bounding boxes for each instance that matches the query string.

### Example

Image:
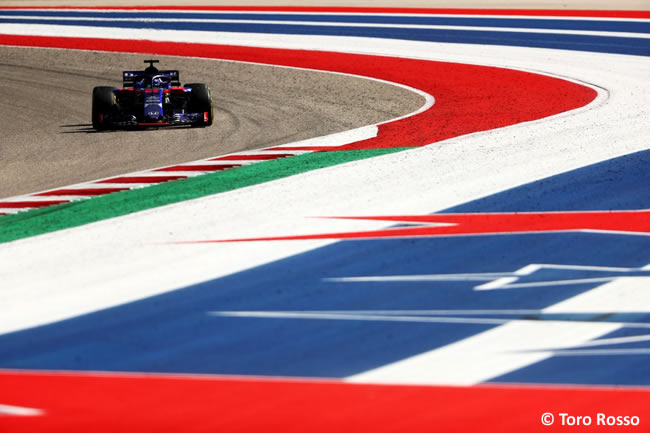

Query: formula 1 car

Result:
[92,60,213,130]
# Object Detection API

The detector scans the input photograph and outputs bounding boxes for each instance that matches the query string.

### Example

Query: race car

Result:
[92,59,213,130]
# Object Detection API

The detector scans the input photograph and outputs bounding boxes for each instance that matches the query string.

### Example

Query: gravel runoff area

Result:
[0,46,424,198]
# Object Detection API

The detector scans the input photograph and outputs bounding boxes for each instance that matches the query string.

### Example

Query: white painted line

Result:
[210,310,650,329]
[478,277,631,289]
[328,273,514,282]
[249,309,549,315]
[170,160,253,166]
[9,195,91,201]
[270,125,378,148]
[255,150,312,155]
[1,16,648,39]
[538,348,650,355]
[527,263,644,273]
[33,186,129,192]
[542,333,650,349]
[475,277,520,290]
[148,171,219,176]
[5,9,649,23]
[0,195,73,203]
[0,403,44,417]
[198,160,274,165]
[207,310,650,330]
[544,276,650,313]
[89,183,153,189]
[327,264,650,290]
[129,171,207,177]
[211,310,515,325]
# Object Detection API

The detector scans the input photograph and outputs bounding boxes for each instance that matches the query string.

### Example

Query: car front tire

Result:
[92,86,117,131]
[186,83,213,127]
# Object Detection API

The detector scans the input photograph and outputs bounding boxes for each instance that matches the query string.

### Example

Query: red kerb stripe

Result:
[265,146,328,152]
[155,164,240,172]
[97,176,187,184]
[36,188,129,196]
[210,154,294,161]
[0,200,69,208]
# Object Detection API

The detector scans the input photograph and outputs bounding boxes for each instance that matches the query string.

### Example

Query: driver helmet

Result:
[152,75,170,88]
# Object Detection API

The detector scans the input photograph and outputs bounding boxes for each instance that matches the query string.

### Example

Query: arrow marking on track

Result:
[181,210,650,244]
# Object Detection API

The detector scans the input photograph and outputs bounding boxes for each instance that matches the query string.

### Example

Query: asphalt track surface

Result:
[0,45,423,198]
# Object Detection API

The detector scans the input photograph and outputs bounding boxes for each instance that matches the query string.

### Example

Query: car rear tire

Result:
[186,83,213,127]
[92,86,116,131]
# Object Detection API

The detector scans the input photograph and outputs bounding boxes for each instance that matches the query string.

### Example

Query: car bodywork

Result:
[92,60,213,130]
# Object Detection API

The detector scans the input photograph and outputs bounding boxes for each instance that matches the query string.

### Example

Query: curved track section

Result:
[0,45,422,198]
[1,6,649,433]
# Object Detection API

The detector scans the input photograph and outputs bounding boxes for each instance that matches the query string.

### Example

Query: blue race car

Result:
[92,59,213,130]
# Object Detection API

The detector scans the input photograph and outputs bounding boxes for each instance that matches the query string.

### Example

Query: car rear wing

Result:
[122,70,181,88]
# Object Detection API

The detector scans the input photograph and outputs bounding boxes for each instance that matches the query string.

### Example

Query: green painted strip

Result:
[0,147,408,244]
